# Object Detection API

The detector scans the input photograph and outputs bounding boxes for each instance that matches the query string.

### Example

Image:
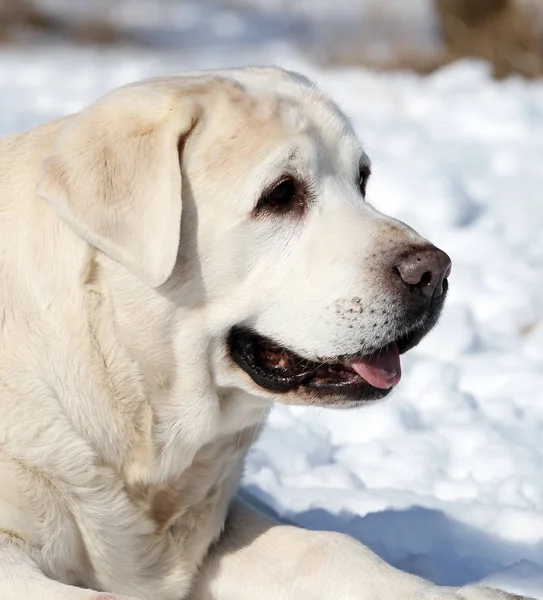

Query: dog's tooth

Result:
[277,354,290,369]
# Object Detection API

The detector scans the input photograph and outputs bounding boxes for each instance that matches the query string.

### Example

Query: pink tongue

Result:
[349,343,401,389]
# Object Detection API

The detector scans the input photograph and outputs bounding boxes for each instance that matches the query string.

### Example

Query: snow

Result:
[2,2,542,594]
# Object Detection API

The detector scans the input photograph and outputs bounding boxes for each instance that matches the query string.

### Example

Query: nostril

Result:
[395,258,431,287]
[394,245,451,299]
[419,271,433,288]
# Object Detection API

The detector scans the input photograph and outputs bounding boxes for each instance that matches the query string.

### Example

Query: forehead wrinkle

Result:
[278,100,310,134]
[201,89,316,167]
[268,145,300,174]
[279,92,363,182]
[199,109,288,175]
[305,124,363,183]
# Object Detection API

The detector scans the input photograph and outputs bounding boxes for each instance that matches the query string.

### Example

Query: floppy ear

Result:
[38,84,199,288]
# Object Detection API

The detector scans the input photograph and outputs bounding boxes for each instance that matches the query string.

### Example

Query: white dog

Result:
[0,67,529,600]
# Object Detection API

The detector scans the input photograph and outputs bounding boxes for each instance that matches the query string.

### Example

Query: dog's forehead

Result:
[230,68,358,145]
[144,69,361,164]
[201,69,363,174]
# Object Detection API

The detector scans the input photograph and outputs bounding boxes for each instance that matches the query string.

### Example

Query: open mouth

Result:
[228,323,430,402]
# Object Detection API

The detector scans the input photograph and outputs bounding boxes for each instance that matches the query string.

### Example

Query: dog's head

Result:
[38,68,450,408]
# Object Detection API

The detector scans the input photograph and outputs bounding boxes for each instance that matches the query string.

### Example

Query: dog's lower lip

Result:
[227,327,423,399]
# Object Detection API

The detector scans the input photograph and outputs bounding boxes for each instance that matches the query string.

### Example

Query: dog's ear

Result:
[38,83,200,288]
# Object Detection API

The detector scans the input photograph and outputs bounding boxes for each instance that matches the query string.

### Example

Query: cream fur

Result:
[0,67,528,600]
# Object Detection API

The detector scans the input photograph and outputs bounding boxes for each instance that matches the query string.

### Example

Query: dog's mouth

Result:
[228,323,430,402]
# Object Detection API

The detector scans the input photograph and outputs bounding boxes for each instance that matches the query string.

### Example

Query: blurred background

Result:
[2,1,542,597]
[1,0,543,78]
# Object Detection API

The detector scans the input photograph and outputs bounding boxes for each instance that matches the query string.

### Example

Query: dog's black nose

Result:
[395,246,452,298]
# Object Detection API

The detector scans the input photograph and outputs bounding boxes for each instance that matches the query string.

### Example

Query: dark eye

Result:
[255,176,302,215]
[358,165,371,197]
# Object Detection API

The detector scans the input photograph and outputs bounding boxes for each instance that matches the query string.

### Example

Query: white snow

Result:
[2,2,542,595]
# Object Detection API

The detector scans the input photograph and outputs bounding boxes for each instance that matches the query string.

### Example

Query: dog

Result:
[0,67,529,600]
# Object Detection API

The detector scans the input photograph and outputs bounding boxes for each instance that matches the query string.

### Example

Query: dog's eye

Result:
[256,177,301,215]
[358,165,371,197]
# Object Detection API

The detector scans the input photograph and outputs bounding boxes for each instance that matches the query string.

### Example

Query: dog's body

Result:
[0,68,527,599]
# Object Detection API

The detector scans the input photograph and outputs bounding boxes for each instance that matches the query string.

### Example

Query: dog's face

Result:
[39,68,451,408]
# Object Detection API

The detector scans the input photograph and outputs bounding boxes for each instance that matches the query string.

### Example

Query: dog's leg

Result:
[191,499,531,600]
[0,535,140,600]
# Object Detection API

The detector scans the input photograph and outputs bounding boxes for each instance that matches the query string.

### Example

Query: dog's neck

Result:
[90,254,268,488]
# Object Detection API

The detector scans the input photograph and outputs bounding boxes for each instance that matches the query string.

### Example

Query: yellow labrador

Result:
[0,68,526,600]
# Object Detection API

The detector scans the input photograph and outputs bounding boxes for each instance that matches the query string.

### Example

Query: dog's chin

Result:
[227,308,442,407]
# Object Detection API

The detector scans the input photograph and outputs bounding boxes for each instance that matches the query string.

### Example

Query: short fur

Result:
[0,67,527,599]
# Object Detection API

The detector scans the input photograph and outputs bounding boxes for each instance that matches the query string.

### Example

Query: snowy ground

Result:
[1,8,542,596]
